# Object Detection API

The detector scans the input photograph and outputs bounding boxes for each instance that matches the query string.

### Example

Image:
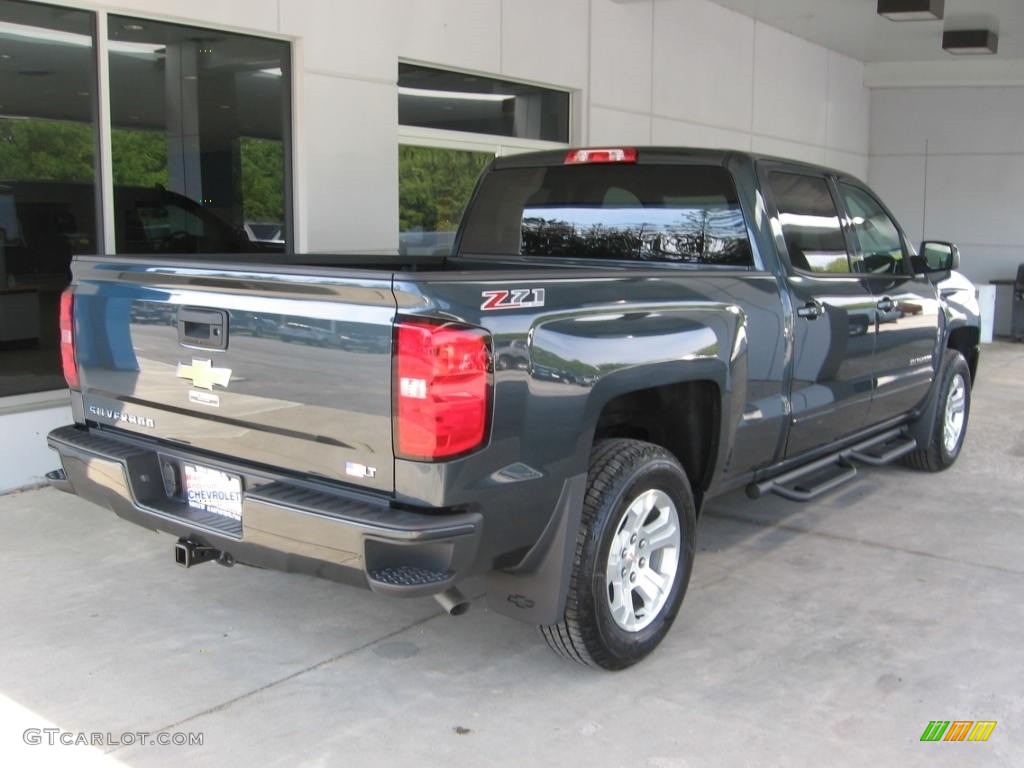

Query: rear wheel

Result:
[541,439,696,670]
[903,351,971,471]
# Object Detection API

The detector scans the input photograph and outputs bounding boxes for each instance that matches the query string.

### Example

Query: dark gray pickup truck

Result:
[48,147,980,669]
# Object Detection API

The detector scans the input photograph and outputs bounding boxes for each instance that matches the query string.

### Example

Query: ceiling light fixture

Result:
[942,29,999,55]
[398,86,514,103]
[876,0,943,21]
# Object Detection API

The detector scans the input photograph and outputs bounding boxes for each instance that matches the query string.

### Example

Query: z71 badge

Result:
[481,288,546,311]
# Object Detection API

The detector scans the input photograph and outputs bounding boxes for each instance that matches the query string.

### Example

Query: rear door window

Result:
[769,172,851,274]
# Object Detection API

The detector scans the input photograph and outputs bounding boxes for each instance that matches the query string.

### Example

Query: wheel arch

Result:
[590,378,721,512]
[946,324,980,383]
[484,370,724,627]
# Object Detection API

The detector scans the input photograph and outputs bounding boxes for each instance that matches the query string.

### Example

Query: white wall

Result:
[590,0,870,179]
[0,401,72,493]
[868,85,1024,287]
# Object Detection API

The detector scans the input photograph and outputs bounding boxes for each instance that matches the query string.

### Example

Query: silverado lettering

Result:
[49,147,980,670]
[87,405,156,429]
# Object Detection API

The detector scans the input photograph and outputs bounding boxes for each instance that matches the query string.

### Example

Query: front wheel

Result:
[903,351,972,472]
[541,439,696,670]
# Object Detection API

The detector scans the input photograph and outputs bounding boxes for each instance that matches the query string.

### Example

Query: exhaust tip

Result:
[434,587,471,616]
[46,468,75,494]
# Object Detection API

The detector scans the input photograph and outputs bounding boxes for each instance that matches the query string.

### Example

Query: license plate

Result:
[183,464,243,521]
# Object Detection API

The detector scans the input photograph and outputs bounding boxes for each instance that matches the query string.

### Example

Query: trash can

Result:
[978,284,996,344]
[1014,263,1024,341]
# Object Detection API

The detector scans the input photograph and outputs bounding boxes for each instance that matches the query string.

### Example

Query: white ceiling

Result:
[710,0,1023,71]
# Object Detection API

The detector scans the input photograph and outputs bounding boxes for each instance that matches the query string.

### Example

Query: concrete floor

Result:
[2,342,1022,767]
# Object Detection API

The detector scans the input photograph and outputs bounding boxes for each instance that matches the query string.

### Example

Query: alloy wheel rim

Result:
[943,373,966,454]
[605,488,681,632]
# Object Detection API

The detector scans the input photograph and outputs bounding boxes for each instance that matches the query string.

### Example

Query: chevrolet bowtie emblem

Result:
[176,359,232,391]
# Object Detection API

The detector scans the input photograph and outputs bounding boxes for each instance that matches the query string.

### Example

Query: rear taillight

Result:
[59,289,79,390]
[395,319,491,461]
[564,147,638,164]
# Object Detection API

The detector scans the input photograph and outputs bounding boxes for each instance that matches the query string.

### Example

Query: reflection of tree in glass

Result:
[522,218,636,259]
[240,137,285,223]
[0,119,94,182]
[522,206,750,265]
[818,256,852,273]
[399,146,492,232]
[112,128,167,188]
[1,119,286,225]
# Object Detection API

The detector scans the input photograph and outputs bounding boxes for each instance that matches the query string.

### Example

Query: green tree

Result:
[111,129,167,188]
[241,137,284,223]
[399,145,492,232]
[0,118,94,182]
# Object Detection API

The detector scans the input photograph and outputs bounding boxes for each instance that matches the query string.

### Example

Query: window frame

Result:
[102,12,294,255]
[765,168,855,277]
[397,63,574,249]
[398,61,573,145]
[0,0,101,401]
[0,1,295,402]
[834,179,912,277]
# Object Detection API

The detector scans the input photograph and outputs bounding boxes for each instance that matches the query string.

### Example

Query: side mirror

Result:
[916,240,960,273]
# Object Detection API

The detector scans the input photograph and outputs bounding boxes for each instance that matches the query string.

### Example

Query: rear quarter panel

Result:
[391,267,788,564]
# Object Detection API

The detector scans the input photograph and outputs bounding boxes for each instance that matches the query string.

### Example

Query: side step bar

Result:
[747,428,917,502]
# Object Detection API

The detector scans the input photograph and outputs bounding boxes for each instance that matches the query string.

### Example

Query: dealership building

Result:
[1,0,1022,491]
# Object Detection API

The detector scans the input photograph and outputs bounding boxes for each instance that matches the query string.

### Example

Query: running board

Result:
[747,428,918,502]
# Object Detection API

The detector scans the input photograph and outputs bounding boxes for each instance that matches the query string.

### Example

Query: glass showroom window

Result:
[399,64,569,142]
[398,64,570,256]
[398,145,492,255]
[108,16,291,255]
[0,0,99,397]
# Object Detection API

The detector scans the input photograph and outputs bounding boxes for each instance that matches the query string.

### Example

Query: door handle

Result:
[876,297,895,312]
[796,300,824,320]
[178,307,228,349]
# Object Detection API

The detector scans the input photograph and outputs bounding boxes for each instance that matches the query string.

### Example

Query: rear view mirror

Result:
[916,241,960,273]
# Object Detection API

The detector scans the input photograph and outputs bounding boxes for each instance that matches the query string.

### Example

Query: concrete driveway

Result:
[2,342,1022,767]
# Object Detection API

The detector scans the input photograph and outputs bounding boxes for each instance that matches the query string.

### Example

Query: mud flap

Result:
[906,349,959,450]
[485,473,586,626]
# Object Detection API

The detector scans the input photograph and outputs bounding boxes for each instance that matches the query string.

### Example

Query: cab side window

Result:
[770,172,852,274]
[838,183,907,275]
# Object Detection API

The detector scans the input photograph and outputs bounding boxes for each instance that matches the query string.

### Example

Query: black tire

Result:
[903,351,971,472]
[541,439,696,670]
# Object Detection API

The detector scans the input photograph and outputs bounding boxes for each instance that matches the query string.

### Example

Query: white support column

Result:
[96,11,116,255]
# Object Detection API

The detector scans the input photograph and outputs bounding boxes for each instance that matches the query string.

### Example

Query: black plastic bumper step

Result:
[369,566,450,587]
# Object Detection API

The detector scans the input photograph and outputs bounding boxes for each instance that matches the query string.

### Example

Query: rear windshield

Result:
[458,163,752,267]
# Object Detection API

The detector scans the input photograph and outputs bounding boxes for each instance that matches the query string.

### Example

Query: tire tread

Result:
[541,438,692,669]
[901,352,971,472]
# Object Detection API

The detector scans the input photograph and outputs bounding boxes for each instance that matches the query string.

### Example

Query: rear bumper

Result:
[47,425,482,597]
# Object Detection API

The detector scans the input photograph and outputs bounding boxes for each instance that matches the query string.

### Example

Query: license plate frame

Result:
[183,463,243,521]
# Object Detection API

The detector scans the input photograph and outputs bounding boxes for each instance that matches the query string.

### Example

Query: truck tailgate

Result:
[71,257,397,493]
